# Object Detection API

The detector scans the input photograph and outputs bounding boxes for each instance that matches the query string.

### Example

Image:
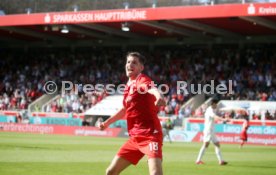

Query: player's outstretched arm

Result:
[99,107,126,130]
[148,88,166,107]
[214,115,230,123]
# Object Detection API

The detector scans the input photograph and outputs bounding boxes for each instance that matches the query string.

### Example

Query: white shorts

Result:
[203,132,218,143]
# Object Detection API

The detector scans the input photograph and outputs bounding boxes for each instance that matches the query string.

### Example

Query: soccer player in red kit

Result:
[99,52,166,175]
[240,116,249,148]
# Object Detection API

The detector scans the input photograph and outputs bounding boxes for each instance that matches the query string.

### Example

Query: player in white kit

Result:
[196,99,228,165]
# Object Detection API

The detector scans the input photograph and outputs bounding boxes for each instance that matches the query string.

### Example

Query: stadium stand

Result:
[0,47,275,121]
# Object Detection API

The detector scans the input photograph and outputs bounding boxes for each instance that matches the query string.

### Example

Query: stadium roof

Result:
[1,3,276,47]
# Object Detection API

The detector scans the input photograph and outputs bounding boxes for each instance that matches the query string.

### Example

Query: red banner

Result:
[192,132,276,146]
[31,112,84,119]
[0,111,19,116]
[0,3,275,26]
[0,123,122,137]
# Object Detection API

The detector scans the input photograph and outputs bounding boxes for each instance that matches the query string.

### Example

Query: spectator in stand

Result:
[252,112,261,120]
[265,110,272,120]
[82,118,90,126]
[184,106,192,118]
[194,107,204,118]
[95,117,103,127]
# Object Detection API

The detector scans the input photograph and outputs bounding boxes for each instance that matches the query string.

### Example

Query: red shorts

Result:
[240,130,248,141]
[117,135,163,165]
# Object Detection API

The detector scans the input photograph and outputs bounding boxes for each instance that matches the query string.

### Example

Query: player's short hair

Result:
[211,99,219,105]
[126,52,146,65]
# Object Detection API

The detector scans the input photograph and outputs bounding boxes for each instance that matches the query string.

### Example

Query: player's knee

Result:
[106,167,118,175]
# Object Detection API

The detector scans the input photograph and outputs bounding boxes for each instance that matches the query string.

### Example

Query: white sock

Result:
[215,146,223,162]
[196,145,206,162]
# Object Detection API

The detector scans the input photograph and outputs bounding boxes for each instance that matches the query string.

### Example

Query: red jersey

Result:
[242,120,249,131]
[123,74,162,137]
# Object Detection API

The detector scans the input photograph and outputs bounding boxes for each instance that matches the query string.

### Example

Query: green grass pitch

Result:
[0,132,275,175]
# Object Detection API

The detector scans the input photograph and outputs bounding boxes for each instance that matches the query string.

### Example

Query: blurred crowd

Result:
[44,91,107,113]
[193,105,276,120]
[0,49,123,112]
[0,47,275,118]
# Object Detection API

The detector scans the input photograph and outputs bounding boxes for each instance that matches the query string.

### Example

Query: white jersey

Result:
[204,106,217,134]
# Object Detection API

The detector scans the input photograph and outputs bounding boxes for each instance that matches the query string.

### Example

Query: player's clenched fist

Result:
[98,122,107,130]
